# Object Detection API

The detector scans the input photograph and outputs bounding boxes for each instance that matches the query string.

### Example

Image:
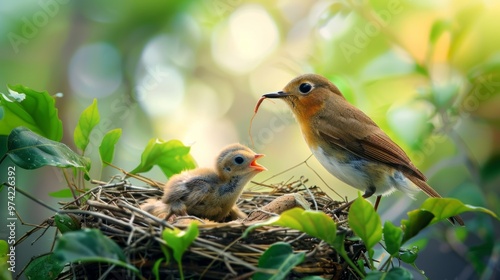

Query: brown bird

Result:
[141,143,266,222]
[261,74,464,225]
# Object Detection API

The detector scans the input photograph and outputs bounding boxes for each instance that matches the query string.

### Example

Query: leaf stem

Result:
[0,153,7,165]
[178,262,184,280]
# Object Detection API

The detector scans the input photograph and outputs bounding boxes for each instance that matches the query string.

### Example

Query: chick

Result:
[141,143,266,222]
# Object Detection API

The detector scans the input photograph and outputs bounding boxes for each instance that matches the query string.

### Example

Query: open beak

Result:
[250,154,267,172]
[262,91,289,98]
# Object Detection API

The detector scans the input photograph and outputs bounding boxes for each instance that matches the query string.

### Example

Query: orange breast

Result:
[294,96,325,149]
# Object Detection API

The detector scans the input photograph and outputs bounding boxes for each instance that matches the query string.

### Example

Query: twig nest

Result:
[29,178,364,279]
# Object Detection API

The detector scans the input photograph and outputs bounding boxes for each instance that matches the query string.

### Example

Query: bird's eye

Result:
[298,83,312,94]
[234,156,245,165]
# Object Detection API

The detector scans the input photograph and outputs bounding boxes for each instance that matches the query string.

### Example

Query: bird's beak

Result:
[262,91,288,98]
[250,154,267,172]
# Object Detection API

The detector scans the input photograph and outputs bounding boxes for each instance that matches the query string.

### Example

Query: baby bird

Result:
[141,143,266,222]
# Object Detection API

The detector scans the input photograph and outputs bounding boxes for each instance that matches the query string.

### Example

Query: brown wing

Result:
[316,115,426,181]
[164,176,214,207]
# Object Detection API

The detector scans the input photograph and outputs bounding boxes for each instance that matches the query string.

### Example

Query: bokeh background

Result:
[1,0,499,279]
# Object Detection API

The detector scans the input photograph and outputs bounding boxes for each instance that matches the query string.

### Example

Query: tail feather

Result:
[407,175,465,226]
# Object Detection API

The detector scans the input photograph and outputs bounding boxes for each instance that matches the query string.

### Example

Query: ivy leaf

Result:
[99,128,122,166]
[400,246,419,264]
[54,229,139,274]
[162,222,199,264]
[0,85,62,141]
[243,208,337,245]
[383,221,403,256]
[420,197,499,224]
[130,138,197,178]
[54,213,81,233]
[24,253,64,280]
[49,189,74,198]
[348,196,382,255]
[5,127,90,175]
[73,98,100,153]
[253,242,305,280]
[401,210,434,244]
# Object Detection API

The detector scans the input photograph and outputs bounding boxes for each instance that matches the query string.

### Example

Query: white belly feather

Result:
[311,147,419,197]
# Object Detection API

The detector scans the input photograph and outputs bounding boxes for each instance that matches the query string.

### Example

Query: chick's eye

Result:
[298,83,312,94]
[234,156,245,165]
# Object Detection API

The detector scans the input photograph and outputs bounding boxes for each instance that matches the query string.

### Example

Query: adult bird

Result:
[261,74,464,225]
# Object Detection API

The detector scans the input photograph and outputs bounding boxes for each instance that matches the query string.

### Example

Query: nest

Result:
[21,178,366,279]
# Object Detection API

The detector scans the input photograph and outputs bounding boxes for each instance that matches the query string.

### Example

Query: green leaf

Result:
[73,99,100,152]
[329,232,365,278]
[54,213,81,233]
[420,197,499,224]
[24,253,64,280]
[99,128,122,166]
[0,240,6,256]
[162,222,199,264]
[0,240,11,280]
[429,19,451,44]
[153,257,165,280]
[243,208,337,245]
[401,210,434,244]
[383,221,403,256]
[5,127,90,174]
[130,138,197,178]
[253,242,305,280]
[348,196,382,253]
[366,267,413,280]
[49,189,74,198]
[54,229,139,274]
[160,244,171,264]
[0,85,62,141]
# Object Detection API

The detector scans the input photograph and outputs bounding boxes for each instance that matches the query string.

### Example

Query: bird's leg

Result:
[333,187,375,214]
[362,187,381,211]
[229,205,247,220]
